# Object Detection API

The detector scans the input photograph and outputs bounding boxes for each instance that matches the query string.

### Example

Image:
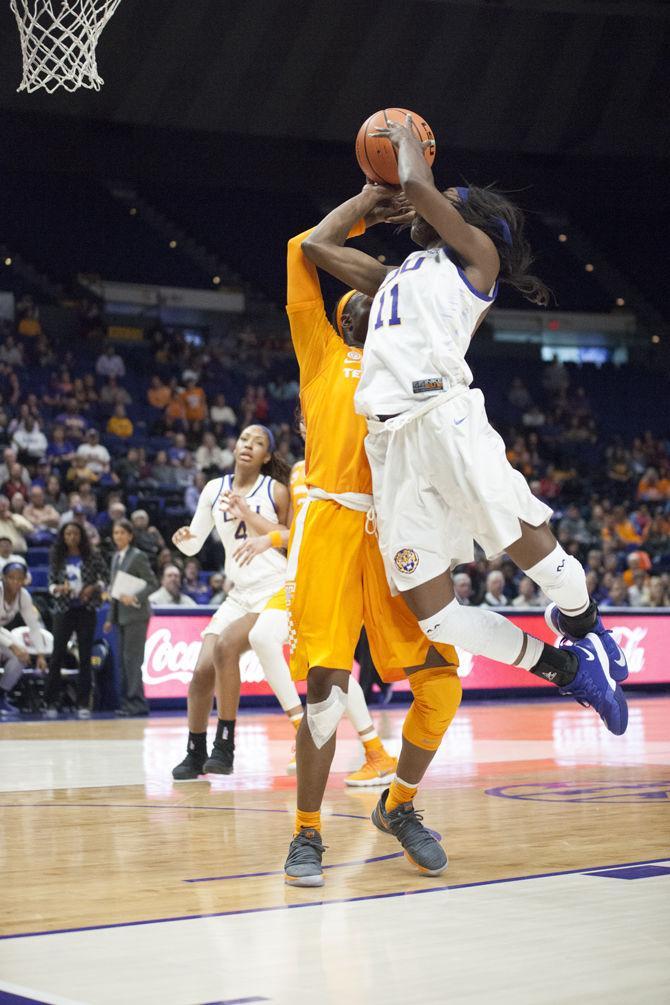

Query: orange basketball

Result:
[355,108,436,186]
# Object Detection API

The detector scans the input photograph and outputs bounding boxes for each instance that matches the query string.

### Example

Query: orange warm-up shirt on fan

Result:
[286,225,371,495]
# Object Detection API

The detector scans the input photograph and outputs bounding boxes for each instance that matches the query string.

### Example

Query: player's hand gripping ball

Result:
[356,108,435,186]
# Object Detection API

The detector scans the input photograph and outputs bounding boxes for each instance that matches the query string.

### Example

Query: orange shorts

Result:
[287,500,458,682]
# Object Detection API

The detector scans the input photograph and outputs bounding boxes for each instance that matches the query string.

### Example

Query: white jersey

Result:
[176,472,287,603]
[354,247,497,417]
[0,583,43,651]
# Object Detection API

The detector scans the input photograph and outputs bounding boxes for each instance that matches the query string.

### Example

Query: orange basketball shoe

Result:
[286,741,297,775]
[345,746,397,787]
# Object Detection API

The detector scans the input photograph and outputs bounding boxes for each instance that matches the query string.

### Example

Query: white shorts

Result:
[365,387,553,592]
[202,581,284,638]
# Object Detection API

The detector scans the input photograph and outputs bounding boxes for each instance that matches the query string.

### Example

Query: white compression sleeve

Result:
[419,599,544,671]
[249,609,301,712]
[524,544,590,616]
[345,673,374,734]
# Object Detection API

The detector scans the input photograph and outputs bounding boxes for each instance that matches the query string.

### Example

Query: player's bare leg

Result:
[204,613,257,775]
[172,634,217,780]
[285,666,349,887]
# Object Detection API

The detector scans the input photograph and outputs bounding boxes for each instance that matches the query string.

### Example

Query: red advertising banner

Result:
[142,608,670,700]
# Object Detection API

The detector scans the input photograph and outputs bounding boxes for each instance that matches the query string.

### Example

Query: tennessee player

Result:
[282,186,462,888]
[234,413,398,784]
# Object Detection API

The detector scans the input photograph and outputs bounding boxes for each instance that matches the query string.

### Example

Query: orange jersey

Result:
[289,459,308,515]
[286,226,371,496]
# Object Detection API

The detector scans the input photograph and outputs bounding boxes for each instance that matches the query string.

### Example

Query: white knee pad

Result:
[419,598,531,666]
[307,685,348,750]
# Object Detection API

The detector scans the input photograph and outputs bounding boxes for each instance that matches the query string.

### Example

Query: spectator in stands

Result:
[558,504,590,546]
[148,450,177,489]
[96,499,126,545]
[0,449,29,489]
[601,577,629,607]
[0,335,23,367]
[149,565,196,607]
[164,387,187,431]
[482,570,508,608]
[647,577,670,608]
[56,398,88,442]
[44,522,108,718]
[147,375,171,410]
[174,453,196,491]
[100,376,132,410]
[254,385,270,422]
[76,429,112,480]
[3,463,29,502]
[542,356,569,396]
[0,559,47,717]
[637,467,670,502]
[130,510,164,559]
[182,558,210,604]
[209,392,237,428]
[107,403,134,439]
[56,368,74,398]
[511,576,544,607]
[645,514,670,559]
[66,454,100,488]
[452,572,473,606]
[195,431,226,474]
[114,447,143,488]
[82,373,99,409]
[17,305,42,339]
[44,474,67,514]
[507,377,532,412]
[168,432,189,465]
[179,377,207,431]
[46,426,77,471]
[58,498,100,547]
[0,495,32,554]
[186,471,207,516]
[24,485,60,543]
[209,573,226,606]
[628,568,651,607]
[104,519,158,717]
[76,481,98,519]
[95,345,126,379]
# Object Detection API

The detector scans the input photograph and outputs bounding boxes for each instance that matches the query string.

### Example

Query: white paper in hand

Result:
[111,570,145,600]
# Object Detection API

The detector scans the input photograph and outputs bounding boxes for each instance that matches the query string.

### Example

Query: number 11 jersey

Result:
[354,247,497,418]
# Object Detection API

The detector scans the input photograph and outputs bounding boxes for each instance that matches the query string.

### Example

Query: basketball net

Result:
[10,0,123,93]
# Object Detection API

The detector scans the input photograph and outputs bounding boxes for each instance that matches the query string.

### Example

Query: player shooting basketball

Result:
[283,184,463,888]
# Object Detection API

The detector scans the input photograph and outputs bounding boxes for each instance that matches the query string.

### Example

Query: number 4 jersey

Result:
[354,247,498,418]
[176,473,287,605]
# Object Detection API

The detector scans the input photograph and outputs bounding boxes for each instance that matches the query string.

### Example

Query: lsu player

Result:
[171,424,302,778]
[304,116,628,747]
[282,188,462,888]
[233,413,399,784]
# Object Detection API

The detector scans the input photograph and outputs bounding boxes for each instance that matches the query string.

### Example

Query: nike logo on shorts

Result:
[454,417,466,425]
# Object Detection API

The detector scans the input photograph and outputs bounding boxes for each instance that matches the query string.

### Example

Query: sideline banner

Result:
[142,608,670,700]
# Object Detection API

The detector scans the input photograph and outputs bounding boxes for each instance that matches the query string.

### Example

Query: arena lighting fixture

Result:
[4,257,12,266]
[169,240,177,249]
[585,263,594,272]
[377,254,387,263]
[652,335,660,344]
[212,275,221,285]
[129,207,137,216]
[558,233,567,242]
[616,298,625,307]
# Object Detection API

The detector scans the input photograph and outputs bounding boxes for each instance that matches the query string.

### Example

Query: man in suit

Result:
[103,518,158,716]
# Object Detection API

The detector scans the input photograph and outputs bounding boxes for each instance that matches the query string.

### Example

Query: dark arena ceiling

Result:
[0,0,668,160]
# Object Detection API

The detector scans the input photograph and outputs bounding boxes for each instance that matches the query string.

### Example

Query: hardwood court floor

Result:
[1,696,669,1005]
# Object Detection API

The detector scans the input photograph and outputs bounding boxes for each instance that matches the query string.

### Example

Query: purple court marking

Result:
[185,851,404,883]
[588,865,670,881]
[0,991,49,1004]
[2,856,669,943]
[485,780,670,804]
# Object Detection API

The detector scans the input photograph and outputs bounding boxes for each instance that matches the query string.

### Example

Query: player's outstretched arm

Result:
[172,482,216,556]
[301,185,400,298]
[373,115,499,290]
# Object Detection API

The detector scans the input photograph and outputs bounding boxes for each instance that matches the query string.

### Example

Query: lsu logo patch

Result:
[394,548,420,574]
[347,349,362,361]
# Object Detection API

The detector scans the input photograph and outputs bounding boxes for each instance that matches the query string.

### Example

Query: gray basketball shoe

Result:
[371,789,448,876]
[284,828,327,887]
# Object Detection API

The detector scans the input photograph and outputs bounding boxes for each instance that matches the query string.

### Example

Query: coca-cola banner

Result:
[141,609,670,700]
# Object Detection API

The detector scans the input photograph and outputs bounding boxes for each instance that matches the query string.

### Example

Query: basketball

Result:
[355,108,436,186]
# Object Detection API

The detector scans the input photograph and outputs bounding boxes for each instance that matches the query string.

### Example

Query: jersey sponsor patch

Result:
[412,377,444,394]
[394,548,420,574]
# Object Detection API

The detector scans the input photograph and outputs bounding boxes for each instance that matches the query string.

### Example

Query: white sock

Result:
[345,674,374,734]
[419,598,544,670]
[524,544,590,616]
[249,610,301,712]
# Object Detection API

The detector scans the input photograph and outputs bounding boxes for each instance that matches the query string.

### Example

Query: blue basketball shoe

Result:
[558,633,628,735]
[544,601,605,640]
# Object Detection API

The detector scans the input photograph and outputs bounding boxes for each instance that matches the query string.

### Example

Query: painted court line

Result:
[1,857,668,943]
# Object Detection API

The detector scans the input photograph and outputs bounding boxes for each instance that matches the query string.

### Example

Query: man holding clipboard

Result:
[104,519,158,716]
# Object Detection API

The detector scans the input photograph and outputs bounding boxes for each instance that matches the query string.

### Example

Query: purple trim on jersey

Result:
[455,264,497,302]
[210,475,227,511]
[266,477,279,515]
[247,475,265,498]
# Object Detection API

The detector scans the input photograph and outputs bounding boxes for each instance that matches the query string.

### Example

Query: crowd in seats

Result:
[0,308,666,623]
